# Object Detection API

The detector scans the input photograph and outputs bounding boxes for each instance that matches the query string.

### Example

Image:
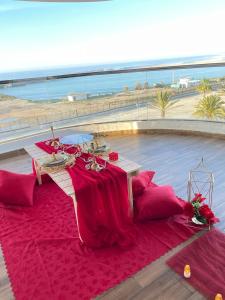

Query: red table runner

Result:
[35,140,134,248]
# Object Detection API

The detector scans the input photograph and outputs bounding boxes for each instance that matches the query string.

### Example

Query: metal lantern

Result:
[187,158,214,208]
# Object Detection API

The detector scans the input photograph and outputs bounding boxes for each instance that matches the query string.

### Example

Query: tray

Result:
[41,154,68,167]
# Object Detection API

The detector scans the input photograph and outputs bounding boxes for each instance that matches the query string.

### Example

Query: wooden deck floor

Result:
[1,133,225,300]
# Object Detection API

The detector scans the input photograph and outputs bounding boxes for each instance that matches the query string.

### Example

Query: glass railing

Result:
[1,61,225,140]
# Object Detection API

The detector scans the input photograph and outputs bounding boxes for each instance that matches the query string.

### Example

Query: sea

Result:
[0,55,225,102]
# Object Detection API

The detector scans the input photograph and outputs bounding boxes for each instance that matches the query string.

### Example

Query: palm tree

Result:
[197,79,212,97]
[151,90,178,118]
[193,95,225,120]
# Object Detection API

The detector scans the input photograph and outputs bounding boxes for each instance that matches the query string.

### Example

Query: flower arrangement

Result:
[184,193,219,225]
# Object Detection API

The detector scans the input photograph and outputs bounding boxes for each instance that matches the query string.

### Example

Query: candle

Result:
[215,294,223,300]
[184,264,191,278]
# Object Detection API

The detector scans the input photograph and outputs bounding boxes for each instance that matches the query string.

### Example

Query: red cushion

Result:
[135,185,184,221]
[132,171,155,196]
[0,170,36,206]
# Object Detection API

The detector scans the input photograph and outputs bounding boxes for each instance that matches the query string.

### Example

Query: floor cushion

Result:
[135,184,184,221]
[0,170,36,206]
[132,170,155,197]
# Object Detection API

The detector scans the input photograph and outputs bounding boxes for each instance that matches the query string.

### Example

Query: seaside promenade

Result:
[0,91,204,152]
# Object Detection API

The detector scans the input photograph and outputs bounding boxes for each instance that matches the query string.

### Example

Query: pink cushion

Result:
[132,171,155,196]
[135,185,184,221]
[0,170,36,206]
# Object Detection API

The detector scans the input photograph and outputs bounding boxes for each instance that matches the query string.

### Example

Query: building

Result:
[67,93,89,101]
[178,77,200,88]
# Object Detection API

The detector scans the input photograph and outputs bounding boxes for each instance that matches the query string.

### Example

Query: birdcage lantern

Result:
[187,158,214,208]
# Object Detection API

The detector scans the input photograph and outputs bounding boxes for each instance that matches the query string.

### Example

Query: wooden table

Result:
[25,144,141,242]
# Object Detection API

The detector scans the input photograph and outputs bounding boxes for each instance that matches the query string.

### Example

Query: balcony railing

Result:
[0,61,225,141]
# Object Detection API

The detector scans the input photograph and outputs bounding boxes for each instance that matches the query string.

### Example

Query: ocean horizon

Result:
[1,54,225,102]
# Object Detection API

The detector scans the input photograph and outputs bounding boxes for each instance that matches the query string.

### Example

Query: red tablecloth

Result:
[36,140,134,248]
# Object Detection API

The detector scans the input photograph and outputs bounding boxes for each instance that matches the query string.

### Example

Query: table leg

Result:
[71,194,84,243]
[127,174,134,216]
[34,160,42,185]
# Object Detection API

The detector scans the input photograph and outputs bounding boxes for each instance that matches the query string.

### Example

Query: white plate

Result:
[40,154,67,167]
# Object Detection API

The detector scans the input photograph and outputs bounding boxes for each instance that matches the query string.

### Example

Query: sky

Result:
[1,0,225,72]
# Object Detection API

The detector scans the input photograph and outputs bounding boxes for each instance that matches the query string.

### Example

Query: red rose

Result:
[198,196,206,203]
[192,193,206,203]
[199,205,219,224]
[199,204,212,218]
[192,193,201,202]
[184,202,194,218]
[210,216,220,224]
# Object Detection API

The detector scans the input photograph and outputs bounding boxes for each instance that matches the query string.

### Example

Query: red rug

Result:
[0,182,198,300]
[167,229,225,300]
